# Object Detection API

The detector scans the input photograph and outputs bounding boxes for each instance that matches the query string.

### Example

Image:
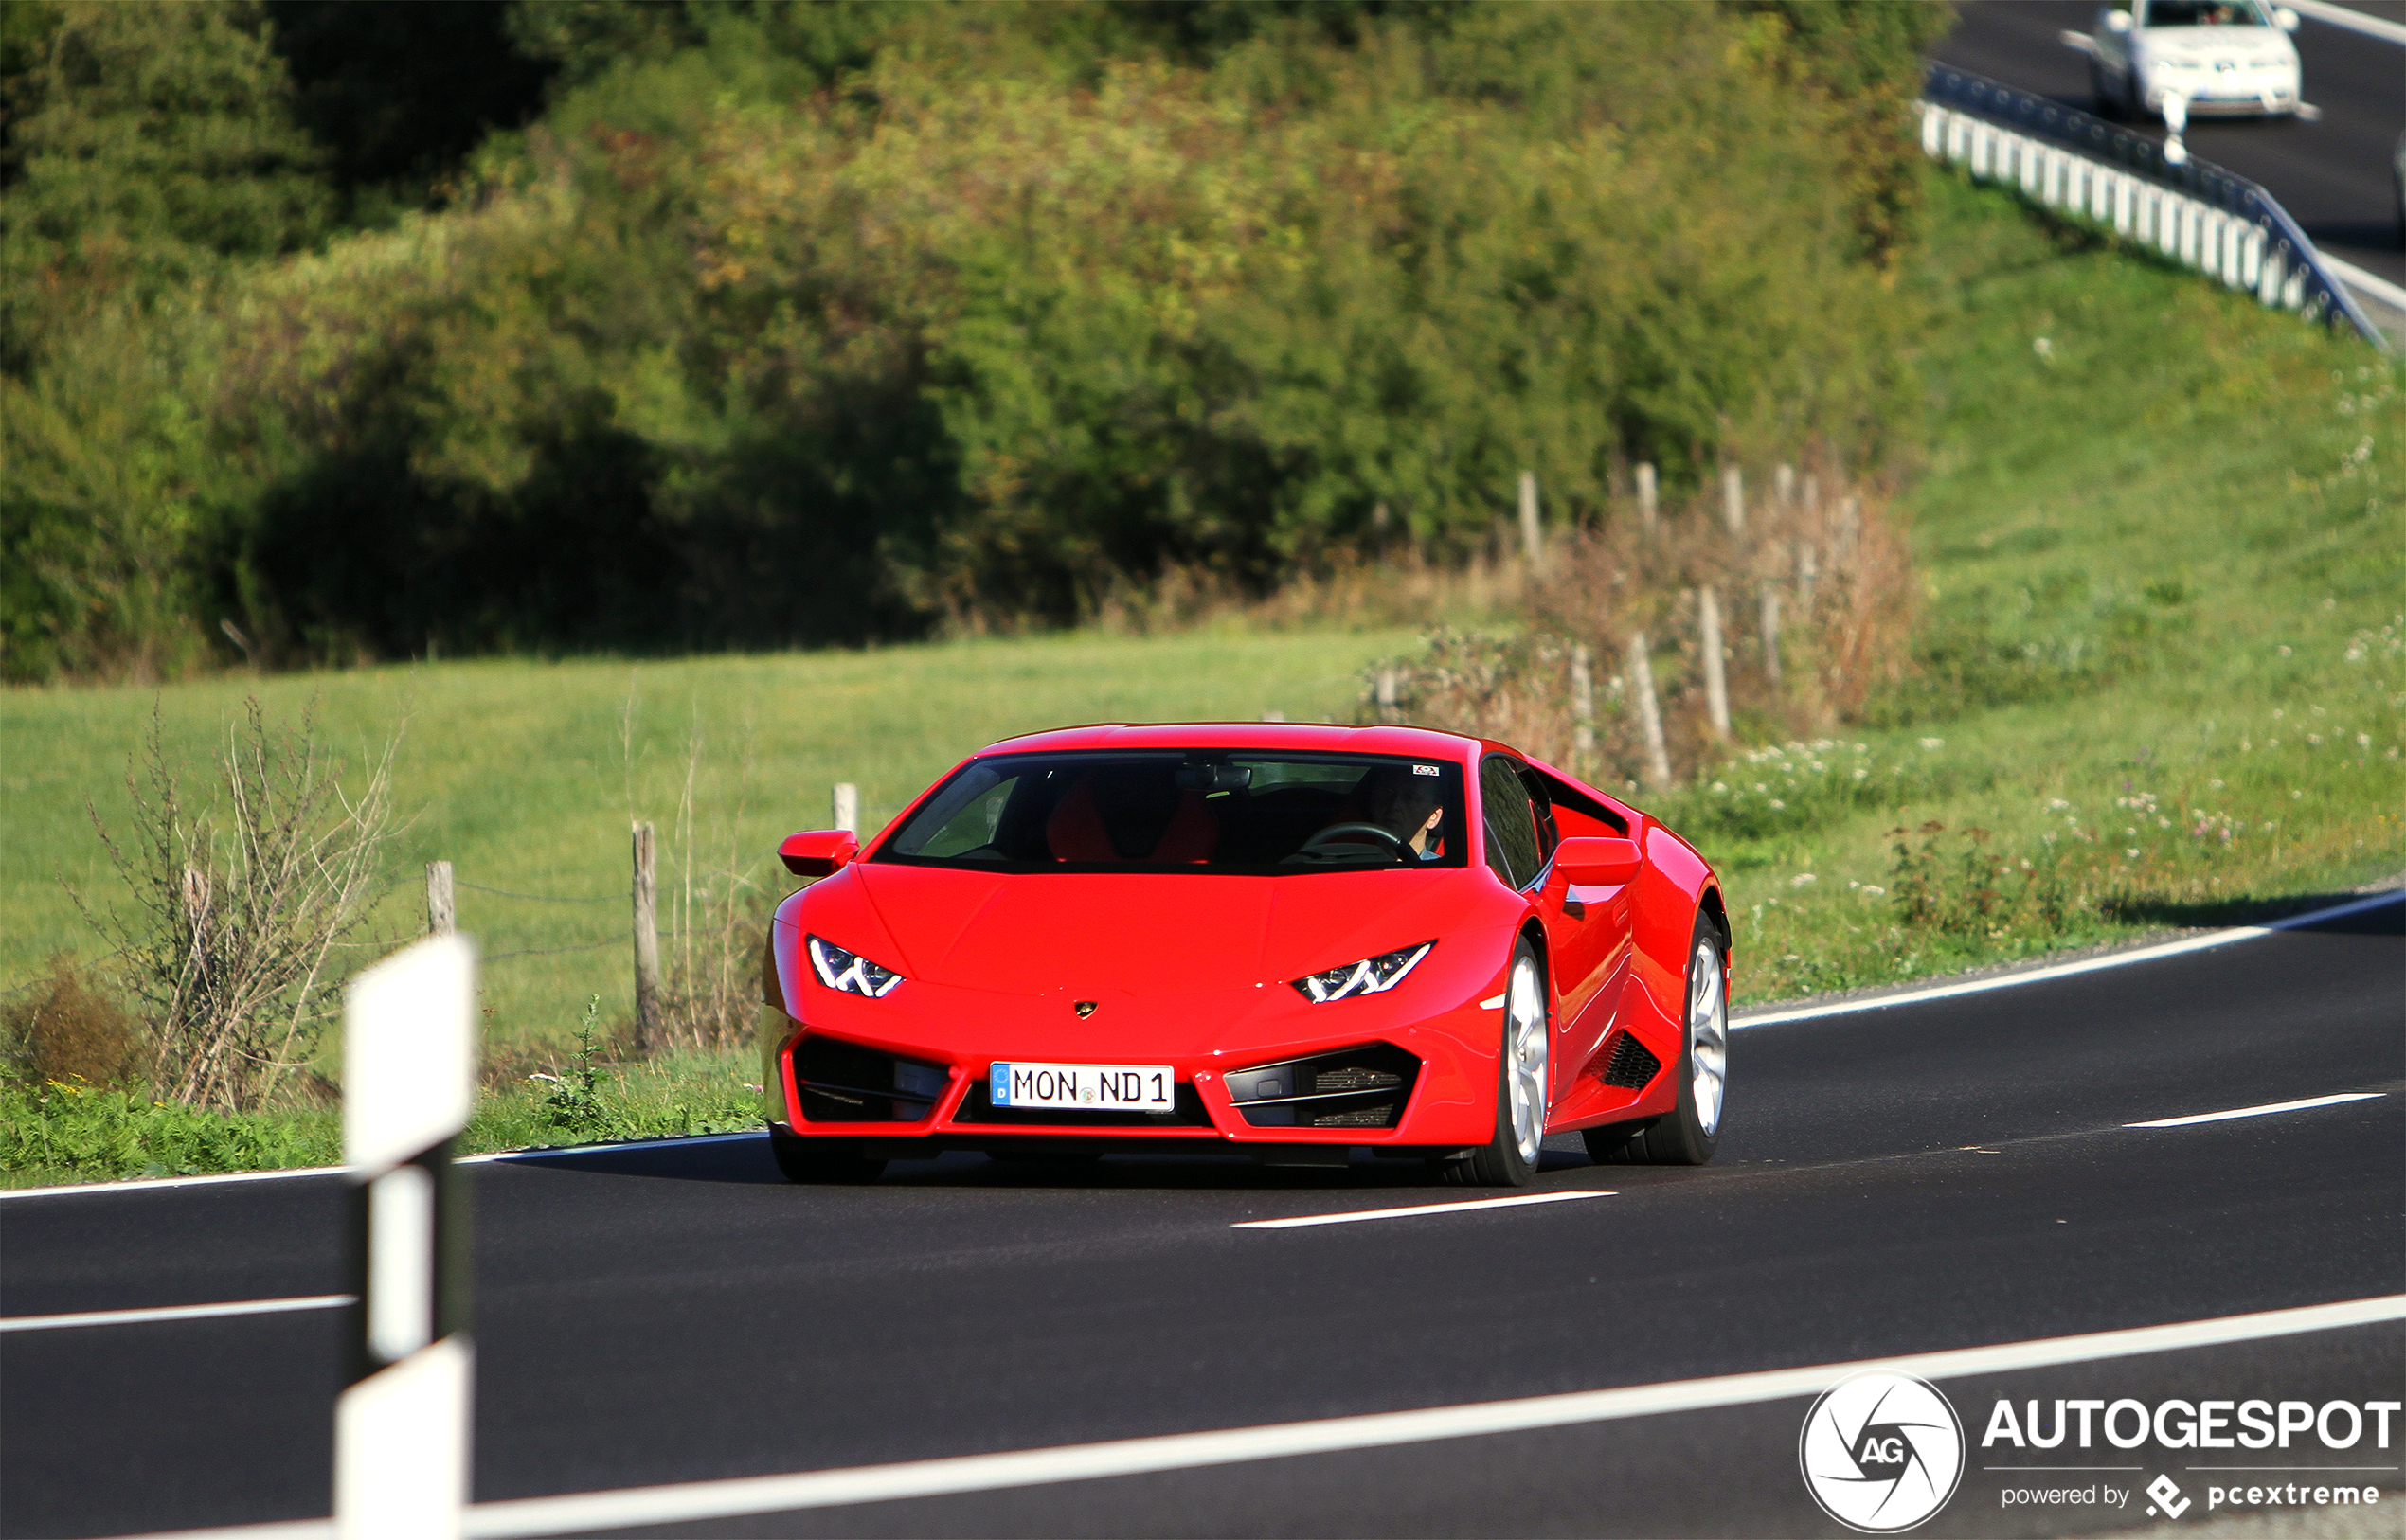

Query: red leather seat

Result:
[1046,776,1217,863]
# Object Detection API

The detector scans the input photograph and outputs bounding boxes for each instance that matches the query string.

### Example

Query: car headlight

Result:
[806,935,905,997]
[1291,941,1434,1003]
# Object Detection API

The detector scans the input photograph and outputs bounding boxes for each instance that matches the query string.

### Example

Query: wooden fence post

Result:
[1570,644,1596,778]
[832,783,859,835]
[1518,470,1543,570]
[631,821,660,1056]
[1721,467,1746,538]
[425,861,455,938]
[1625,634,1672,790]
[1698,588,1732,739]
[1636,462,1658,538]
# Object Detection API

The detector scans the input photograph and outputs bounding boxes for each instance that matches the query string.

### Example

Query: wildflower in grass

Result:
[1918,737,1944,749]
[1789,872,1816,887]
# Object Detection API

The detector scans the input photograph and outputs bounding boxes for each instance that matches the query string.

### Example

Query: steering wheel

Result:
[1299,821,1409,858]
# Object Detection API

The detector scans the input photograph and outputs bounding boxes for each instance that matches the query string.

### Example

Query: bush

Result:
[0,1081,338,1183]
[1,958,148,1090]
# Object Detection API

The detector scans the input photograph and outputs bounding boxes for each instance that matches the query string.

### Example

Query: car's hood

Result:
[849,863,1490,997]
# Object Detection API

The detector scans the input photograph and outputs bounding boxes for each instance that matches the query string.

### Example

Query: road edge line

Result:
[1731,888,2404,1030]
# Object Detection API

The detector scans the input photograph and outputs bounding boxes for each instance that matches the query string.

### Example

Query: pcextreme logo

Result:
[1799,1371,1967,1533]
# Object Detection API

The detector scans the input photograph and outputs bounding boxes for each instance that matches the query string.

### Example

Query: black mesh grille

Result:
[1229,1043,1421,1129]
[1601,1031,1661,1090]
[954,1079,1213,1127]
[790,1034,944,1124]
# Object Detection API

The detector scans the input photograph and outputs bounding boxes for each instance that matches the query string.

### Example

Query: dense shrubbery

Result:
[2,0,1948,681]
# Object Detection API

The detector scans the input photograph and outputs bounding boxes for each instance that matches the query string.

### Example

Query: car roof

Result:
[979,721,1488,760]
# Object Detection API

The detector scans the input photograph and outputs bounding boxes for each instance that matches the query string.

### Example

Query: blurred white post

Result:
[1375,670,1400,725]
[1720,467,1745,538]
[1570,644,1596,777]
[631,822,660,1055]
[1797,541,1819,611]
[1774,463,1795,512]
[1517,470,1543,570]
[1625,633,1672,790]
[832,783,859,835]
[1636,462,1658,537]
[1698,587,1732,740]
[336,935,476,1540]
[1261,709,1285,723]
[2161,90,2189,166]
[1759,587,1783,689]
[423,861,454,939]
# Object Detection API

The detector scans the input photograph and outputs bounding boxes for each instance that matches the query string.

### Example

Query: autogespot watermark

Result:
[1799,1372,1966,1533]
[1801,1387,2400,1531]
[1982,1396,2401,1524]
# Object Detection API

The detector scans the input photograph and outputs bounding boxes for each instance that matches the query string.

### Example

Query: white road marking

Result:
[0,1294,351,1334]
[107,1294,2406,1540]
[1732,888,2404,1030]
[1231,1191,1612,1229]
[2126,1092,2386,1129]
[23,890,2399,1206]
[0,1130,771,1203]
[2285,0,2406,44]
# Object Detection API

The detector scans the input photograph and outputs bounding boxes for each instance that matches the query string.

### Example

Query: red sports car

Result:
[758,723,1730,1186]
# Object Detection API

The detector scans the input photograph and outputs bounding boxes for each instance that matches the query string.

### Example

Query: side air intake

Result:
[1600,1030,1661,1091]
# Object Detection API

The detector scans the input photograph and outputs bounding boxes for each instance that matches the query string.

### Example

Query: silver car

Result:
[2090,0,2304,121]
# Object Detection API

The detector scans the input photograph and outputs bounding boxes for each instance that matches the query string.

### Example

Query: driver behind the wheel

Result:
[1361,766,1445,860]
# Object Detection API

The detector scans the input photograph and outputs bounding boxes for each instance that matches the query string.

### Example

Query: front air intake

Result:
[790,1034,946,1123]
[1224,1043,1421,1129]
[1600,1030,1661,1090]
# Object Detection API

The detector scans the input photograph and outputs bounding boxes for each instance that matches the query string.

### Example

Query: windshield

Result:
[2142,0,2271,26]
[877,751,1469,873]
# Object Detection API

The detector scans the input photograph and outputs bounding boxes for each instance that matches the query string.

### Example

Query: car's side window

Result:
[1480,756,1543,889]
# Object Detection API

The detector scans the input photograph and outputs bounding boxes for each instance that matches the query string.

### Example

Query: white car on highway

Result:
[2090,0,2304,120]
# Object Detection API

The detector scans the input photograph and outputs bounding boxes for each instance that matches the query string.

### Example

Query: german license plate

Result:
[989,1062,1175,1111]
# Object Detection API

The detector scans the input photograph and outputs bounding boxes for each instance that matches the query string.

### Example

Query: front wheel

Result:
[1583,913,1726,1166]
[1437,937,1548,1188]
[769,1127,886,1184]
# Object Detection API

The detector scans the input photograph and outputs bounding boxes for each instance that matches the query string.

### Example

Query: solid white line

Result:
[26,889,2401,1204]
[1231,1190,1612,1229]
[2126,1092,2386,1128]
[1731,888,2405,1030]
[2325,255,2406,316]
[109,1294,2406,1540]
[0,1129,771,1203]
[0,1294,351,1334]
[2286,0,2406,44]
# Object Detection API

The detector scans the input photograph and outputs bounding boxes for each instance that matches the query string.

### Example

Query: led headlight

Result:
[1291,941,1434,1004]
[806,935,905,997]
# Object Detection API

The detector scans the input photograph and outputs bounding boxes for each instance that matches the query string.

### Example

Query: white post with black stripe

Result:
[336,934,477,1540]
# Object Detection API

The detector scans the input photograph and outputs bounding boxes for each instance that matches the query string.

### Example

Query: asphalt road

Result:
[1930,0,2406,288]
[3,898,2400,1539]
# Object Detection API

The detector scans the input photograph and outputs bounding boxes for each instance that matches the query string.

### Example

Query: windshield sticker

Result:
[1414,763,1441,776]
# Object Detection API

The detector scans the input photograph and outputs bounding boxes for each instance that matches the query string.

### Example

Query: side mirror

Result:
[1554,836,1643,888]
[2105,9,2133,32]
[779,829,859,877]
[2273,6,2298,29]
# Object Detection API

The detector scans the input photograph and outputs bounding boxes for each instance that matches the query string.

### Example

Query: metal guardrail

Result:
[1919,63,2388,351]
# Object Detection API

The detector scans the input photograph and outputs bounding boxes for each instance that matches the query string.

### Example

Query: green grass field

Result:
[4,169,2400,1182]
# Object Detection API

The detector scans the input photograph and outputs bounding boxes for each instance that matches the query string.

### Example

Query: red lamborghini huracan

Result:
[758,723,1730,1186]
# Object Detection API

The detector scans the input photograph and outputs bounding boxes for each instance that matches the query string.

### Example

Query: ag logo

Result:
[1798,1371,1966,1533]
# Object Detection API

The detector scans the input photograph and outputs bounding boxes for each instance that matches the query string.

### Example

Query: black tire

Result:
[1582,912,1725,1168]
[769,1128,886,1183]
[1436,936,1546,1188]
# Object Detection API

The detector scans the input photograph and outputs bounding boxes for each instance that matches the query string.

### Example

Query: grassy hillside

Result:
[1,629,1415,1047]
[1671,170,2403,998]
